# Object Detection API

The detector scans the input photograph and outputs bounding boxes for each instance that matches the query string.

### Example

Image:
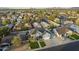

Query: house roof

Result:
[37,28,45,33]
[19,34,28,41]
[19,31,27,35]
[7,24,14,29]
[41,18,49,24]
[58,15,67,20]
[43,31,51,40]
[40,21,49,28]
[35,30,42,37]
[33,22,41,28]
[18,31,29,41]
[57,26,69,35]
[41,21,49,26]
[0,24,3,27]
[2,36,13,43]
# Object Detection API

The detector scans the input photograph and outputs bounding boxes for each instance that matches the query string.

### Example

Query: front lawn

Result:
[39,40,46,47]
[29,40,39,49]
[68,34,79,40]
[68,36,75,40]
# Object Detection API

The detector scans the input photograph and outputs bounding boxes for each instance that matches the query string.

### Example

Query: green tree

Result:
[0,28,3,38]
[11,36,21,47]
[76,18,79,26]
[2,26,11,36]
[0,36,2,44]
[2,19,10,25]
[0,26,10,38]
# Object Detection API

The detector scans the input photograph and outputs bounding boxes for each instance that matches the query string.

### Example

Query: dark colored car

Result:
[0,43,11,51]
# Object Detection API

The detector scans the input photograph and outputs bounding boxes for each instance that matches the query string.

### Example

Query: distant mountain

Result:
[0,7,79,10]
[70,7,79,10]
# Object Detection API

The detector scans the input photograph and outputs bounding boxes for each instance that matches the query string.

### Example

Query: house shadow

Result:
[38,41,79,51]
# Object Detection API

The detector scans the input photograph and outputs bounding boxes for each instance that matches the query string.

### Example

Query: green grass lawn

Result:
[39,40,46,47]
[68,34,79,40]
[68,36,75,40]
[40,41,46,47]
[29,40,39,49]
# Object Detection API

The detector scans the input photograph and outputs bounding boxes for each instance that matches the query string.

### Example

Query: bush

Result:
[11,36,21,47]
[0,26,11,37]
[29,40,39,49]
[2,20,10,26]
[39,40,46,47]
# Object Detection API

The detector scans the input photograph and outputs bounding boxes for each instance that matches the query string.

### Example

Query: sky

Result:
[0,0,79,8]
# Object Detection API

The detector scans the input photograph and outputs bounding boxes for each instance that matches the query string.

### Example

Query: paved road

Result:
[39,40,79,51]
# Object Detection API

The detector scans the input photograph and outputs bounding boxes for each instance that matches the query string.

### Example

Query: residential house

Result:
[32,22,41,28]
[42,31,51,40]
[18,31,29,43]
[40,21,49,28]
[35,30,43,40]
[2,36,13,44]
[69,24,79,33]
[56,26,71,39]
[6,24,14,30]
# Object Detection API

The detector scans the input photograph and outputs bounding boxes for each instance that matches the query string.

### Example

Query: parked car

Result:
[0,48,3,51]
[0,43,11,51]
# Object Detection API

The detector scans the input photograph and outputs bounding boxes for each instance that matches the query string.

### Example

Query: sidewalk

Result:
[10,44,30,51]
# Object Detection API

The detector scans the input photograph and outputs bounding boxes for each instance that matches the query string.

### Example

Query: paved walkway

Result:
[44,40,53,47]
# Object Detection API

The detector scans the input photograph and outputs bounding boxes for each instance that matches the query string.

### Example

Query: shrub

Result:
[29,40,39,49]
[39,40,46,47]
[11,36,21,47]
